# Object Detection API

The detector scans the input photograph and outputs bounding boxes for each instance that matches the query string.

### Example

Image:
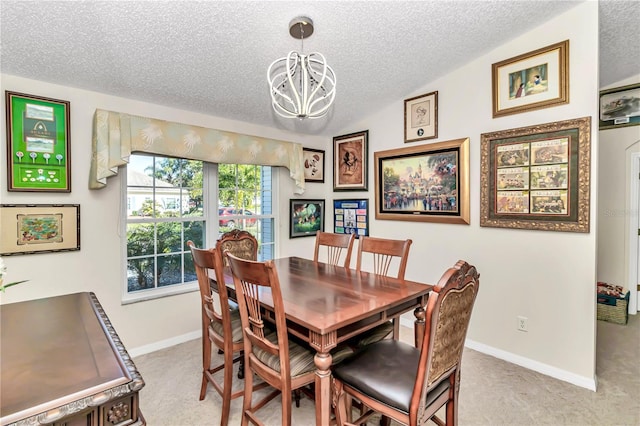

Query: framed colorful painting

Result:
[290,199,325,238]
[333,130,368,191]
[374,138,470,224]
[492,40,569,118]
[480,116,591,232]
[0,204,80,255]
[5,92,71,192]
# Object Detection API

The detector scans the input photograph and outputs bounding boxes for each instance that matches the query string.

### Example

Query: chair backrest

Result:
[187,240,234,343]
[225,253,293,387]
[355,236,412,279]
[313,231,356,268]
[217,230,258,266]
[412,260,480,417]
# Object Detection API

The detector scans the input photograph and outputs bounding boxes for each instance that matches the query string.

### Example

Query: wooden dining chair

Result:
[216,229,259,376]
[225,252,317,426]
[217,229,259,265]
[353,236,413,345]
[332,260,480,426]
[313,231,356,268]
[188,240,245,426]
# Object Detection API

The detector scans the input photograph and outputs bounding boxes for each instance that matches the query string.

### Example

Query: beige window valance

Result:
[89,109,305,193]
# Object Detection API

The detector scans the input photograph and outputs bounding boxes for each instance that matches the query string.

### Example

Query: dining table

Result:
[218,256,433,426]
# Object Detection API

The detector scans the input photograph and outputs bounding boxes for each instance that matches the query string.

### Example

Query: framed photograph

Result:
[5,91,71,192]
[492,40,569,118]
[333,130,368,191]
[374,138,470,224]
[480,116,591,232]
[333,199,369,238]
[302,148,325,182]
[404,91,438,142]
[0,204,80,255]
[599,83,640,130]
[290,199,325,238]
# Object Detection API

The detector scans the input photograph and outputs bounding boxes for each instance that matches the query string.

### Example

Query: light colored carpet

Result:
[133,314,639,425]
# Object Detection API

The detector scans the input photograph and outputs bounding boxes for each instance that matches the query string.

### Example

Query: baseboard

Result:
[128,330,201,358]
[398,317,597,391]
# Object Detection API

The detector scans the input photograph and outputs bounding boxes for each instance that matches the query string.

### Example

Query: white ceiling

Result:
[1,1,638,137]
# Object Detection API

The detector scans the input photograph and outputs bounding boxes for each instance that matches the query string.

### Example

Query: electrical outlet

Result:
[517,316,528,332]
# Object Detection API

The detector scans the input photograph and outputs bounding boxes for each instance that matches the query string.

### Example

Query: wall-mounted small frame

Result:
[404,91,438,142]
[333,130,368,191]
[302,148,325,182]
[492,40,569,118]
[290,199,325,238]
[480,116,591,232]
[333,199,369,238]
[374,138,470,225]
[599,83,640,130]
[0,204,80,255]
[5,92,71,192]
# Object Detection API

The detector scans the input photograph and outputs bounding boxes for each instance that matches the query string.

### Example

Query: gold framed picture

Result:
[492,40,569,118]
[480,117,591,232]
[404,91,438,142]
[374,138,469,224]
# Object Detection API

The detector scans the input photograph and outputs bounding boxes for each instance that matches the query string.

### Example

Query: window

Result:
[124,155,275,302]
[218,164,275,260]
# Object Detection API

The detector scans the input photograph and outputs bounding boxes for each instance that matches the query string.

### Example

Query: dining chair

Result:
[313,231,356,268]
[225,252,317,426]
[352,236,413,346]
[332,260,480,426]
[188,240,246,426]
[217,229,259,265]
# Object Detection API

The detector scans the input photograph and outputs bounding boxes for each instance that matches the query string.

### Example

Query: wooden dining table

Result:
[219,256,433,426]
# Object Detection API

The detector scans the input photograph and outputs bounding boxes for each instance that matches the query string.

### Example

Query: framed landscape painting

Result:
[599,83,640,130]
[374,138,470,224]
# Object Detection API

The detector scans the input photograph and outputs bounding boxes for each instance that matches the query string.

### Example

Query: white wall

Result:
[0,74,326,352]
[597,74,640,296]
[280,2,600,388]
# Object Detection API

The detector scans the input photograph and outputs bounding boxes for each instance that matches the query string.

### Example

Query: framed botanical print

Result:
[333,130,368,191]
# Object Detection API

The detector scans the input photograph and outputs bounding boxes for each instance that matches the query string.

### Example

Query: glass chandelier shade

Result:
[267,17,336,119]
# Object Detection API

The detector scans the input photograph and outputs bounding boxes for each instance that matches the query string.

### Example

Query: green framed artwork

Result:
[5,91,71,192]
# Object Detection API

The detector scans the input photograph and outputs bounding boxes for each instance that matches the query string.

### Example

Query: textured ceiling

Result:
[1,1,638,137]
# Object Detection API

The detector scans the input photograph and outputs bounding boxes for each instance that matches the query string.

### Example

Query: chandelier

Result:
[267,16,336,119]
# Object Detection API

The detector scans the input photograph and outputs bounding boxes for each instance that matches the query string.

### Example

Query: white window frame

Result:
[121,158,277,304]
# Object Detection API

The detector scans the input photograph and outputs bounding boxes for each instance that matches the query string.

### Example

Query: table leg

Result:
[414,306,426,348]
[314,351,332,426]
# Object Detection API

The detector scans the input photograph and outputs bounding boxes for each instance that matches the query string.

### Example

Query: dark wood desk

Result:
[1,292,145,426]
[221,256,432,426]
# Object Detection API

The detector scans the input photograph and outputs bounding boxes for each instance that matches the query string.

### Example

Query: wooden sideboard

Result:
[1,292,145,426]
